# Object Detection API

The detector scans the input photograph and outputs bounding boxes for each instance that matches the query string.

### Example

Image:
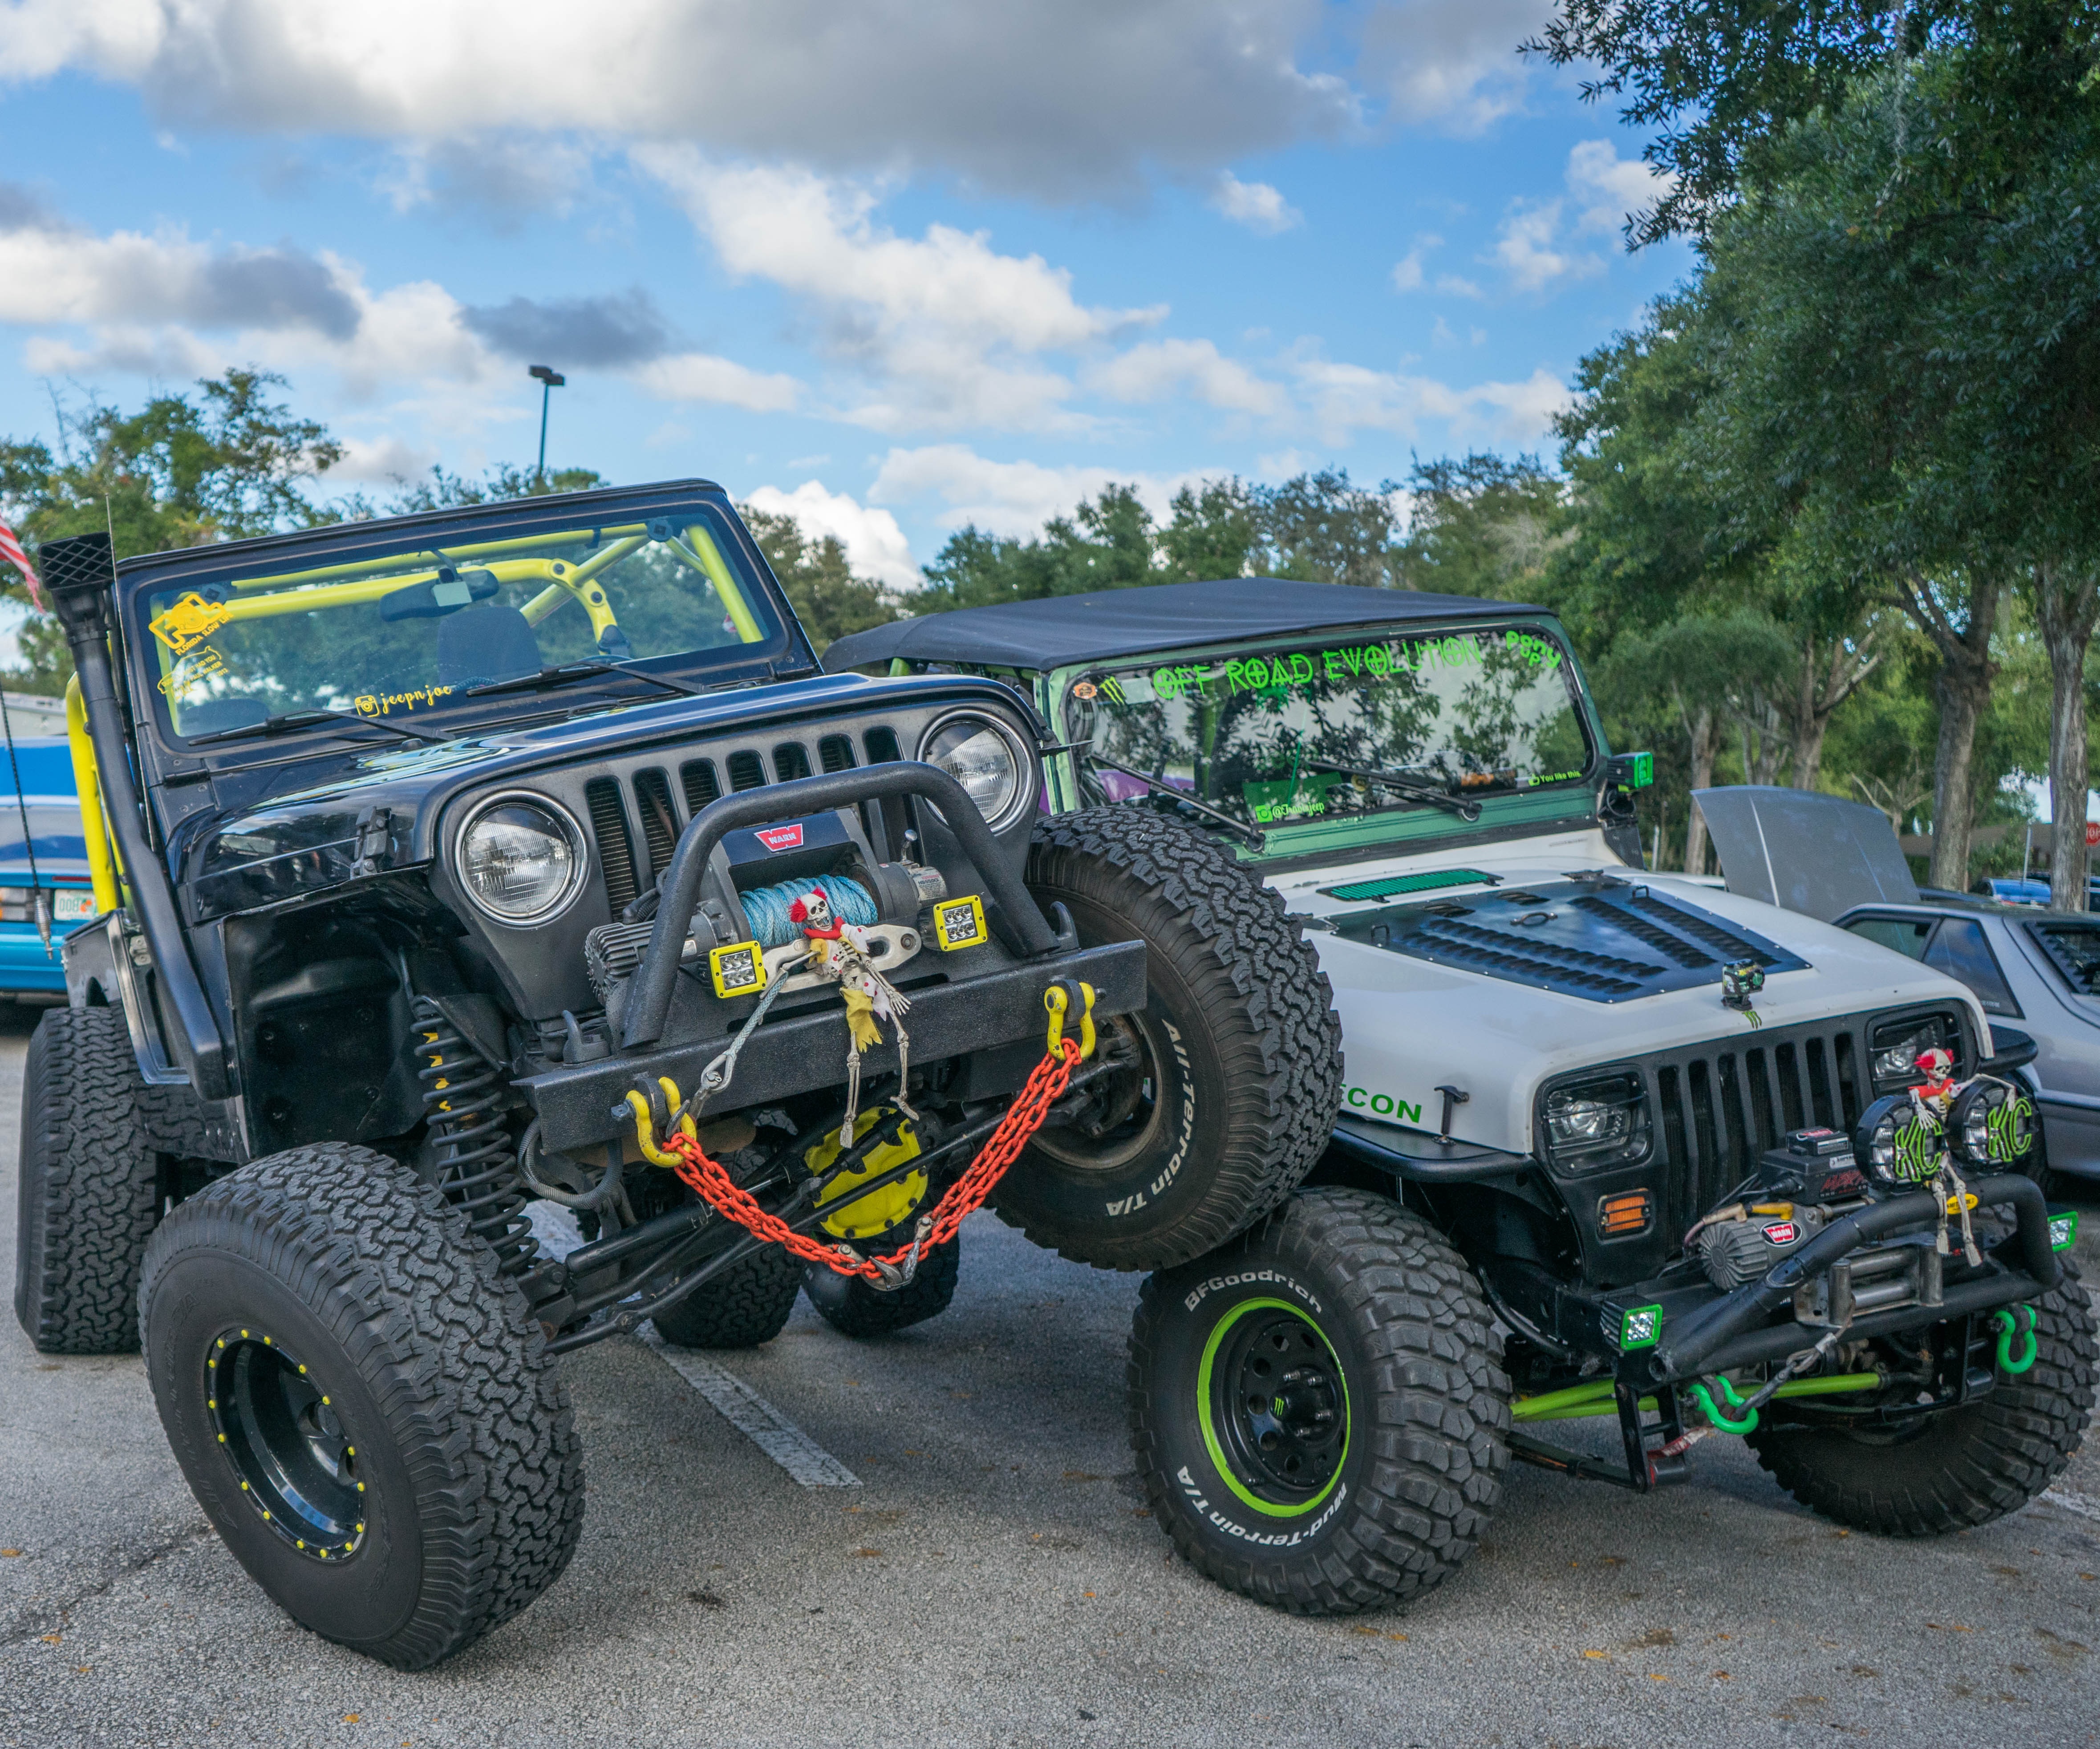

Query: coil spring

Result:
[413,995,541,1282]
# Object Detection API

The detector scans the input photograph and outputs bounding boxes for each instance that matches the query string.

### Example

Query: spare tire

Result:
[998,809,1340,1271]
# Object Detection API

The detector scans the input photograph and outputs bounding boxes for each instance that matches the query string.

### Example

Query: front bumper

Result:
[519,936,1148,1153]
[1638,1173,2062,1383]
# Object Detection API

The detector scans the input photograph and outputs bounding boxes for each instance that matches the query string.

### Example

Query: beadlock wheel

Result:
[207,1327,367,1561]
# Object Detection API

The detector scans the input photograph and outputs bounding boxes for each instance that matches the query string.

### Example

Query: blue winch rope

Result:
[740,875,879,949]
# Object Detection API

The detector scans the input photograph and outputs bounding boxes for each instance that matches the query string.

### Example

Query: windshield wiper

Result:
[1084,752,1265,850]
[189,708,450,747]
[1301,756,1482,823]
[464,660,705,700]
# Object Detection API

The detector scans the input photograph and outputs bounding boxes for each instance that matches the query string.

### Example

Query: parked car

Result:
[0,732,97,996]
[1835,897,2100,1184]
[16,492,1338,1667]
[1972,875,2051,906]
[825,585,2090,1617]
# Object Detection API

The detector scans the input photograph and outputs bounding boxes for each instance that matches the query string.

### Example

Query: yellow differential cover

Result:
[807,1107,926,1241]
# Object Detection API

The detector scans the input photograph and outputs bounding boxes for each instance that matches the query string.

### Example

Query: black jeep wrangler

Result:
[12,482,1340,1668]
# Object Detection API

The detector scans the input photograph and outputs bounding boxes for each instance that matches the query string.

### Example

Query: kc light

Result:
[918,712,1030,833]
[1946,1077,2037,1169]
[1854,1093,1944,1186]
[455,793,586,925]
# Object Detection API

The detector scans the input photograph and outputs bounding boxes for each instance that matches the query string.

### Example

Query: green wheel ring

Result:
[1195,1296,1351,1519]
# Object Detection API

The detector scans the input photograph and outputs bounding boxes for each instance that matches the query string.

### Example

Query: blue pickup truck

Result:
[0,734,95,996]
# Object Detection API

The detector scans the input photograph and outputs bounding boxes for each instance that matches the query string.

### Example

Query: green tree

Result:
[0,369,344,691]
[737,506,897,656]
[1395,453,1566,601]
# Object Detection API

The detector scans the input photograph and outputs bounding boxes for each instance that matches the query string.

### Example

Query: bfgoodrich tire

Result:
[16,1006,172,1354]
[1004,809,1341,1271]
[652,1243,802,1349]
[1747,1259,2097,1535]
[804,1235,961,1338]
[139,1144,584,1669]
[1129,1188,1508,1613]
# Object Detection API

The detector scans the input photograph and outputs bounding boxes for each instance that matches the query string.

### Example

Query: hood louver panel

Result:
[1334,878,1808,1004]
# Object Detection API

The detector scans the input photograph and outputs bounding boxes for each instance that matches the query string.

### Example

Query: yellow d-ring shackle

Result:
[622,1075,697,1167]
[1043,980,1098,1061]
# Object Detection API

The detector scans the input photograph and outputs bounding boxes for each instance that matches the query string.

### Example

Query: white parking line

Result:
[639,1324,861,1489]
[2040,1486,2100,1525]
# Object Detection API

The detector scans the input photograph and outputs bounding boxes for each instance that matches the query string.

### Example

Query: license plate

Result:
[52,891,96,921]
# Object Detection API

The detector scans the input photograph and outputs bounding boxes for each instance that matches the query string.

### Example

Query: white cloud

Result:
[1565,138,1675,235]
[1087,339,1286,417]
[634,352,802,413]
[742,480,917,589]
[0,0,1362,202]
[327,433,438,484]
[1391,235,1480,298]
[1209,173,1301,235]
[1289,354,1569,444]
[1362,0,1551,133]
[869,444,1203,536]
[1490,199,1602,294]
[639,151,1165,434]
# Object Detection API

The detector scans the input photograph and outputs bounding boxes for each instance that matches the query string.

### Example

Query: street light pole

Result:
[528,364,566,486]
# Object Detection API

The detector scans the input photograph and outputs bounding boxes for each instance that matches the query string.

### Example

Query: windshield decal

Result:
[149,592,231,656]
[354,684,456,717]
[1148,629,1559,705]
[158,645,227,700]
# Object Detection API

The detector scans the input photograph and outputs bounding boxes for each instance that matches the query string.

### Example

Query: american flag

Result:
[0,519,42,612]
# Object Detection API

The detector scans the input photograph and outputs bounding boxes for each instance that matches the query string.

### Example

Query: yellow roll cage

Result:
[143,518,768,702]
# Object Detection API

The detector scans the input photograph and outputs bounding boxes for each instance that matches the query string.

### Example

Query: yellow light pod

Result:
[932,895,988,952]
[709,939,768,999]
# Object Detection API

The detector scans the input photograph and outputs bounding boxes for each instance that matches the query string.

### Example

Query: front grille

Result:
[584,777,640,914]
[632,768,679,877]
[774,741,812,781]
[681,759,721,813]
[818,733,856,773]
[1600,1005,1971,1235]
[726,750,766,791]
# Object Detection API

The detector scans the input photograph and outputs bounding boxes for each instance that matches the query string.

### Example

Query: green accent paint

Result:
[1617,1304,1663,1350]
[1324,868,1498,902]
[2049,1208,2080,1251]
[1511,1373,1884,1424]
[1613,750,1654,790]
[1196,1297,1350,1520]
[1692,1375,1759,1434]
[1994,1305,2038,1374]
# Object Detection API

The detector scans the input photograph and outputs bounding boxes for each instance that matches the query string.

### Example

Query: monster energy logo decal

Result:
[1890,1113,1942,1183]
[1987,1095,2035,1162]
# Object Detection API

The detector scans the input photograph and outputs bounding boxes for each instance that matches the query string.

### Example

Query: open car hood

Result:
[1693,785,1918,923]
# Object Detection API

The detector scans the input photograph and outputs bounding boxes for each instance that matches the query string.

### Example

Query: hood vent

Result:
[1334,879,1809,1004]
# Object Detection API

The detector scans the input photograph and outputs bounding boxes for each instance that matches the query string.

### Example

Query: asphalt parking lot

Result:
[2,1003,2096,1749]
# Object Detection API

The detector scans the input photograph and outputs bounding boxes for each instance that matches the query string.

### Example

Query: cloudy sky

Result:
[0,0,1690,584]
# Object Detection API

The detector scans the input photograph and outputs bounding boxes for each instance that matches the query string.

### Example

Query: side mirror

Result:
[1605,751,1654,794]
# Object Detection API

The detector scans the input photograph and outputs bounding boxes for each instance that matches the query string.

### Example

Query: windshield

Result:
[138,501,786,740]
[1062,623,1592,830]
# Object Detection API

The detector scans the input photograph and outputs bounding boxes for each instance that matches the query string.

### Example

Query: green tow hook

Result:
[1691,1374,1759,1435]
[1992,1304,2038,1376]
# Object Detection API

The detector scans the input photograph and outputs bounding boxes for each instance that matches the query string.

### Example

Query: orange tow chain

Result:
[661,1036,1082,1282]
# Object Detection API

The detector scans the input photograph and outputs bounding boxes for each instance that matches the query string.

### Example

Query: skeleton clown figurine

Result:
[1909,1046,1981,1264]
[789,885,913,1136]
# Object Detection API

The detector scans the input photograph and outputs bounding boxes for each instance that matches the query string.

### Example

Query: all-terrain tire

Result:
[1747,1257,2097,1534]
[652,1243,803,1349]
[139,1143,584,1669]
[16,1005,173,1353]
[803,1235,961,1338]
[1005,808,1341,1271]
[1130,1188,1508,1613]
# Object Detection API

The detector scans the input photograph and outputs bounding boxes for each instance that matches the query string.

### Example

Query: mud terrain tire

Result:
[16,1005,184,1354]
[140,1143,584,1669]
[652,1243,803,1349]
[804,1235,961,1338]
[1129,1188,1508,1613]
[1747,1259,2097,1534]
[1004,809,1341,1271]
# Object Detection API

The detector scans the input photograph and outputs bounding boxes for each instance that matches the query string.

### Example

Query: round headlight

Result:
[455,794,585,925]
[1854,1093,1944,1186]
[918,712,1030,832]
[1946,1078,2037,1169]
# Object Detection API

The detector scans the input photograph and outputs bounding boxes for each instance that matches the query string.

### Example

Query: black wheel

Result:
[16,1006,179,1353]
[1129,1187,1508,1613]
[1747,1258,2097,1535]
[139,1143,584,1668]
[804,1235,961,1338]
[1004,809,1342,1271]
[651,1243,802,1349]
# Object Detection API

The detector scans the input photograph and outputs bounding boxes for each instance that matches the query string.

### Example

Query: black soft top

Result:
[820,578,1535,673]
